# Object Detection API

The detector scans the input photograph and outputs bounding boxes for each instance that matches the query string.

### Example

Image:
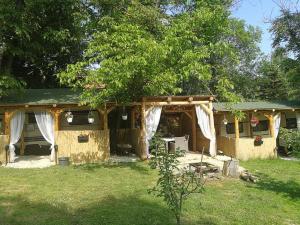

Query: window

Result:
[286,118,297,129]
[67,110,96,126]
[226,122,244,134]
[253,120,269,132]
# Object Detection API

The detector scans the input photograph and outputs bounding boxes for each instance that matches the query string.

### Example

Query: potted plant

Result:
[254,135,263,146]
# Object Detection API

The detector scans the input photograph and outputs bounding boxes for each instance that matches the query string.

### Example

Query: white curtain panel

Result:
[35,111,55,161]
[274,112,281,138]
[296,112,300,131]
[195,106,216,157]
[145,106,162,157]
[9,111,25,162]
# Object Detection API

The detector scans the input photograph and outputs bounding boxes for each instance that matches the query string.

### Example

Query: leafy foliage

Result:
[0,75,24,97]
[280,128,300,158]
[59,1,260,106]
[149,135,204,225]
[0,0,88,88]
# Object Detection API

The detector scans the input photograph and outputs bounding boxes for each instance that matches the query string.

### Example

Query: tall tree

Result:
[59,0,249,106]
[0,0,88,88]
[270,6,300,100]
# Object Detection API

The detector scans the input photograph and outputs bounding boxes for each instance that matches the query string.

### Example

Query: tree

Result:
[270,6,300,100]
[0,0,88,88]
[256,53,290,101]
[59,0,246,106]
[149,136,204,225]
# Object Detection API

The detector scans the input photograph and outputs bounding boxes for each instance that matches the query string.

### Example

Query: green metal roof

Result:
[213,101,300,111]
[0,89,81,106]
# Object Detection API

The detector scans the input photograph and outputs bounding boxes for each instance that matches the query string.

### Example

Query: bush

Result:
[279,128,300,158]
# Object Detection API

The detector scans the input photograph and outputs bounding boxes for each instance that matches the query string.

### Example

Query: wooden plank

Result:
[234,116,240,139]
[145,100,210,106]
[192,110,197,152]
[140,100,147,159]
[269,114,275,137]
[248,112,253,138]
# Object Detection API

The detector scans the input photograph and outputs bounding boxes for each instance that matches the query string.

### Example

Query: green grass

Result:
[0,159,299,225]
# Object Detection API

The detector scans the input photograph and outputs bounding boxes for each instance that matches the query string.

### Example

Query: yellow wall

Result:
[216,136,236,157]
[55,130,109,164]
[236,137,277,161]
[0,135,8,165]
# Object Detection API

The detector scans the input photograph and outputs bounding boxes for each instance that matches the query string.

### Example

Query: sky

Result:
[232,0,281,55]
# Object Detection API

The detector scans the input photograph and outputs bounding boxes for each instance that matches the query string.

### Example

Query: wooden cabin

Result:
[213,101,300,160]
[0,89,215,165]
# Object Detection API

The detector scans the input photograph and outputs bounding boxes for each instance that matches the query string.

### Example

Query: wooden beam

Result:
[234,116,239,139]
[183,111,193,120]
[145,100,210,106]
[192,110,197,152]
[199,103,211,115]
[20,130,25,156]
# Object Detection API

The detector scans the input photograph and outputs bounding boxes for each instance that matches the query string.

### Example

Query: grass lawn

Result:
[0,159,299,225]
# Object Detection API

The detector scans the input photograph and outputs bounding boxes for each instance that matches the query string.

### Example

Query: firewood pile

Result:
[240,170,259,183]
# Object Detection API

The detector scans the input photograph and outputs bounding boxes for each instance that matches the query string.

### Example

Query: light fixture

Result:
[122,106,128,120]
[250,116,259,127]
[65,110,73,123]
[222,114,228,125]
[88,111,95,124]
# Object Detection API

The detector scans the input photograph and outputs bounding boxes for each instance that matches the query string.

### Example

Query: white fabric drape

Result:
[274,113,281,138]
[9,111,25,162]
[35,112,55,161]
[145,106,162,157]
[195,106,216,157]
[296,112,300,131]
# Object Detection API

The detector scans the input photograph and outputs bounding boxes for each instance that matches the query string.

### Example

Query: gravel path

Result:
[5,155,55,169]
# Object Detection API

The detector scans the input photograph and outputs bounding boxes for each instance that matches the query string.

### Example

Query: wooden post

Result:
[103,106,110,160]
[208,102,216,155]
[20,130,25,156]
[234,116,240,139]
[191,110,197,152]
[269,114,275,138]
[248,112,253,138]
[52,109,62,165]
[140,99,147,160]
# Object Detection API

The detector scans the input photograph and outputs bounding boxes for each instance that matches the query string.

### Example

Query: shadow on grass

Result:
[72,162,150,174]
[0,194,216,225]
[249,172,300,201]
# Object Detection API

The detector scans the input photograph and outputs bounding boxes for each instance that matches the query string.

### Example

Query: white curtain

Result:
[9,111,25,162]
[195,106,216,157]
[274,113,281,138]
[296,112,300,131]
[145,106,162,157]
[35,112,55,161]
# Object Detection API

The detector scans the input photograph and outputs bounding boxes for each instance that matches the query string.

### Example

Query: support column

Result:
[268,114,275,138]
[248,112,253,138]
[140,100,147,160]
[208,102,216,156]
[191,110,197,152]
[103,107,110,160]
[52,109,62,164]
[234,116,240,139]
